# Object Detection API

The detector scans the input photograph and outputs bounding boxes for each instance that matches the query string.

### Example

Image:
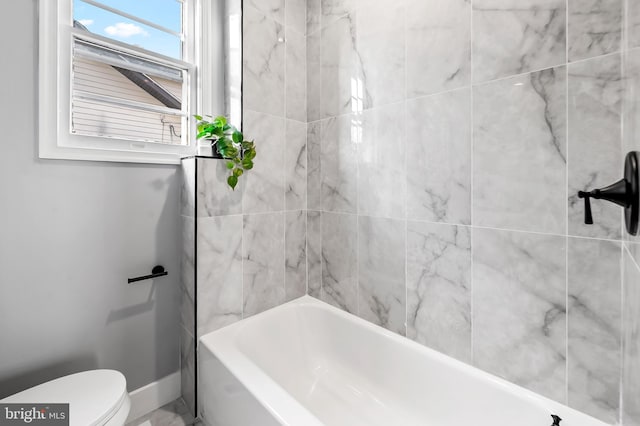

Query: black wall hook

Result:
[578,151,640,236]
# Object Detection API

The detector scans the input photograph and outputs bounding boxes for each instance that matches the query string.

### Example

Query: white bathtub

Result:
[199,296,610,426]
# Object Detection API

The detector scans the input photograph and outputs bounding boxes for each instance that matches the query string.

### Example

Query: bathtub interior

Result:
[204,297,609,426]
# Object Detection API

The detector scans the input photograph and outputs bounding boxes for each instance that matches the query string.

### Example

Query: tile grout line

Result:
[469,0,475,365]
[565,0,570,405]
[404,0,409,338]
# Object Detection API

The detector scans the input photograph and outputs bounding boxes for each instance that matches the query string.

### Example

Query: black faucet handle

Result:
[578,191,594,225]
[551,414,562,425]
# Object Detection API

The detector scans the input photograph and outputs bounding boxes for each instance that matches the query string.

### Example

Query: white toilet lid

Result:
[1,369,128,426]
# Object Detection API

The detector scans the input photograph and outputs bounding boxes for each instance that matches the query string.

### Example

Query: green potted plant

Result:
[194,115,256,190]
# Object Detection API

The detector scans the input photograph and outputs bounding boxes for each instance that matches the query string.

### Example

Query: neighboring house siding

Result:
[72,57,183,144]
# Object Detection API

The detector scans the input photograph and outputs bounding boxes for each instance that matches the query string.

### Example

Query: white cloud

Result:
[104,22,148,38]
[78,19,94,26]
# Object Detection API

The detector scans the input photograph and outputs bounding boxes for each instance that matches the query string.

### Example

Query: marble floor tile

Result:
[126,398,195,426]
[473,228,567,403]
[406,88,471,225]
[473,0,566,83]
[473,66,567,234]
[568,0,622,62]
[406,0,470,98]
[567,237,622,423]
[321,212,358,313]
[568,54,622,240]
[358,216,406,335]
[406,221,471,363]
[307,0,321,35]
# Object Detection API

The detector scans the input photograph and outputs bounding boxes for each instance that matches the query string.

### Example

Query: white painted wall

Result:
[0,0,181,397]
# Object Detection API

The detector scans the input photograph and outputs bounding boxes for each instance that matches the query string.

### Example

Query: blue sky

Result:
[73,0,182,58]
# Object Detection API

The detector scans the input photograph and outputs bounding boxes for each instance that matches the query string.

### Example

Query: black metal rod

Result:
[128,265,168,284]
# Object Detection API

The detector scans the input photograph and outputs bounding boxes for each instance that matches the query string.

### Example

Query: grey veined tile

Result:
[196,158,242,217]
[246,0,285,24]
[358,103,406,218]
[568,54,622,240]
[243,213,286,317]
[320,15,363,118]
[407,221,471,363]
[321,212,357,313]
[243,6,285,116]
[473,66,567,234]
[307,120,322,211]
[623,246,640,426]
[405,0,471,98]
[196,216,243,337]
[307,210,322,298]
[180,158,195,217]
[285,210,307,301]
[242,111,286,214]
[286,0,307,35]
[286,29,307,122]
[406,88,471,225]
[473,228,567,404]
[628,1,640,49]
[285,120,307,211]
[473,0,566,83]
[568,0,622,62]
[567,237,621,423]
[358,216,406,336]
[624,49,640,246]
[321,115,358,214]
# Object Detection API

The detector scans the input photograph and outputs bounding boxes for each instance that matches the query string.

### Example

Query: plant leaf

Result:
[227,175,238,190]
[226,161,235,169]
[233,168,244,177]
[241,158,253,169]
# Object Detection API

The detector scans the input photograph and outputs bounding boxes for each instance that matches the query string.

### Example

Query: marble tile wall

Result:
[178,0,308,418]
[623,17,640,425]
[305,0,634,423]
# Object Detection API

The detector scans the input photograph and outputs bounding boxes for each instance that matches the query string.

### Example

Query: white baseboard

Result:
[126,371,181,422]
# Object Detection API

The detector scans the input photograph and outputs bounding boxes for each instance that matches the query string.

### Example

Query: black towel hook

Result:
[128,265,168,284]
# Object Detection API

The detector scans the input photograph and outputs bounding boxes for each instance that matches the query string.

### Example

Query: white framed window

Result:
[39,0,199,164]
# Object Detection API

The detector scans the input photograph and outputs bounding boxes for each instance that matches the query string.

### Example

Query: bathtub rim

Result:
[198,295,611,426]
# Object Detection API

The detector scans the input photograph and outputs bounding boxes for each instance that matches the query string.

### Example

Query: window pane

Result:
[72,39,185,145]
[73,0,182,59]
[72,99,183,144]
